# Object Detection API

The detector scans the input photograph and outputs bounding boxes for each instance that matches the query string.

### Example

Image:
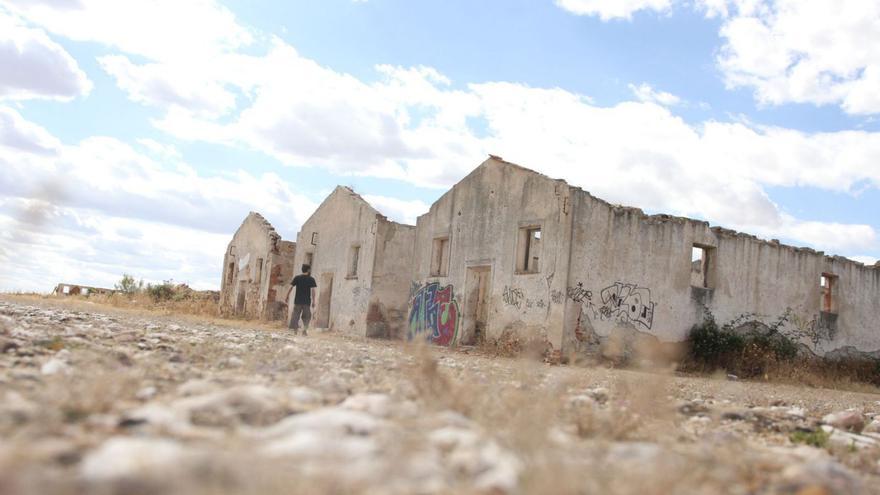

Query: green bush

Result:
[146,280,175,302]
[114,274,144,294]
[686,309,800,377]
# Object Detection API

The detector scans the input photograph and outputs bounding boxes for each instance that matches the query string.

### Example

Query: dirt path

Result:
[1,296,879,494]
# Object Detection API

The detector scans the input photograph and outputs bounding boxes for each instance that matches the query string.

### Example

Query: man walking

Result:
[286,264,317,335]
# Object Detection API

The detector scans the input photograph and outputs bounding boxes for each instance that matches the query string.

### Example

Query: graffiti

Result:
[502,285,525,309]
[789,311,837,350]
[566,283,592,304]
[408,283,460,346]
[550,290,565,305]
[598,282,656,329]
[410,281,422,299]
[525,298,547,309]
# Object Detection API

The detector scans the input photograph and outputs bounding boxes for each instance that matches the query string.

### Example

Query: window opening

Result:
[348,246,360,278]
[820,273,837,313]
[690,244,714,288]
[431,237,450,277]
[516,227,542,273]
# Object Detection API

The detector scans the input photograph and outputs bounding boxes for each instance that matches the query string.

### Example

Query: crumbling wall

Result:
[220,212,294,320]
[561,189,880,359]
[410,157,572,349]
[292,187,382,336]
[368,219,416,339]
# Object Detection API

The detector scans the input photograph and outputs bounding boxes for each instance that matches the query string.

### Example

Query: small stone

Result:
[822,410,864,433]
[826,428,880,450]
[780,460,862,495]
[225,356,244,367]
[726,374,739,381]
[0,338,18,353]
[80,437,186,481]
[863,418,880,434]
[136,386,157,401]
[341,393,392,418]
[679,401,710,417]
[41,358,70,376]
[586,387,609,404]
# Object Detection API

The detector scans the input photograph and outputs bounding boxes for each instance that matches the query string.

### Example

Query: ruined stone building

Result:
[223,157,880,359]
[292,187,415,338]
[407,156,880,359]
[52,283,115,297]
[220,212,296,320]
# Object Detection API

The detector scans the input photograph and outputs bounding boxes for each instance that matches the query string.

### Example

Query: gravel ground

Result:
[1,296,879,495]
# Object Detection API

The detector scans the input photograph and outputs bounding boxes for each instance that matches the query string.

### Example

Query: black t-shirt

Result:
[291,275,317,305]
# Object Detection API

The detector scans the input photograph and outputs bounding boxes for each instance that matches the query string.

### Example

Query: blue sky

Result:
[1,0,878,291]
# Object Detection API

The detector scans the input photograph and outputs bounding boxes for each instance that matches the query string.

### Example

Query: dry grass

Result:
[0,293,284,333]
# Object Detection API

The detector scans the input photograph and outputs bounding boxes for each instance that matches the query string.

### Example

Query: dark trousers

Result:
[289,304,312,330]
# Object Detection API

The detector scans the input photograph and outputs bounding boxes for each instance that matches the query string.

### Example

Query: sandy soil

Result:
[1,295,879,494]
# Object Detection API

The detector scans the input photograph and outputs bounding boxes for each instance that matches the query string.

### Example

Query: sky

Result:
[1,0,879,292]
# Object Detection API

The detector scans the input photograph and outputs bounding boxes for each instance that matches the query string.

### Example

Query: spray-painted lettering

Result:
[598,282,655,329]
[502,285,525,309]
[408,283,460,346]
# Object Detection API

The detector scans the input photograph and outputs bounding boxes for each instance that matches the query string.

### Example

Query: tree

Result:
[115,274,143,294]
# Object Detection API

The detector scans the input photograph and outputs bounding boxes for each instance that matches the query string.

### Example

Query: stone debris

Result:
[1,299,879,495]
[80,436,188,481]
[822,410,866,433]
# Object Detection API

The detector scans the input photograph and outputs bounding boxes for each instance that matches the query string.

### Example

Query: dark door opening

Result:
[316,273,334,328]
[463,266,491,345]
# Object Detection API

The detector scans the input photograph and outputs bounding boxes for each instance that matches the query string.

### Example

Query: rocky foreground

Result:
[1,297,879,495]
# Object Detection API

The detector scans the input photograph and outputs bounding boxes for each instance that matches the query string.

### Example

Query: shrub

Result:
[790,429,830,448]
[146,280,175,302]
[685,309,800,378]
[114,274,144,294]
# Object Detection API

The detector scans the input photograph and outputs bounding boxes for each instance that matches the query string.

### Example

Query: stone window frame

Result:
[820,272,839,314]
[690,243,715,289]
[430,236,451,277]
[515,224,542,275]
[347,245,361,279]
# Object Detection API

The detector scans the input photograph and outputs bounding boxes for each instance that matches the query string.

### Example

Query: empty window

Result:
[431,237,450,277]
[516,227,542,273]
[82,288,89,296]
[255,258,264,284]
[820,273,838,313]
[62,285,70,294]
[690,245,713,288]
[227,262,235,285]
[304,252,314,268]
[311,232,319,245]
[348,245,360,278]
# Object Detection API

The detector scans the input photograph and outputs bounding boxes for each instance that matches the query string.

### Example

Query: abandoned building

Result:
[291,186,415,338]
[52,283,115,297]
[407,156,880,359]
[220,212,296,320]
[224,157,879,360]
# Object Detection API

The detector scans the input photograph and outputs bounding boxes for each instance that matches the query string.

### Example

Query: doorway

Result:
[235,280,247,315]
[463,266,491,345]
[316,273,334,328]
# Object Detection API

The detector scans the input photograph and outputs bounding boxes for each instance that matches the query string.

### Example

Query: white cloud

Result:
[4,0,878,290]
[555,0,880,115]
[711,0,880,115]
[555,0,674,20]
[98,55,238,117]
[4,0,253,62]
[362,195,430,225]
[108,34,879,260]
[0,106,61,154]
[0,9,91,101]
[850,255,879,266]
[628,83,681,106]
[0,110,317,292]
